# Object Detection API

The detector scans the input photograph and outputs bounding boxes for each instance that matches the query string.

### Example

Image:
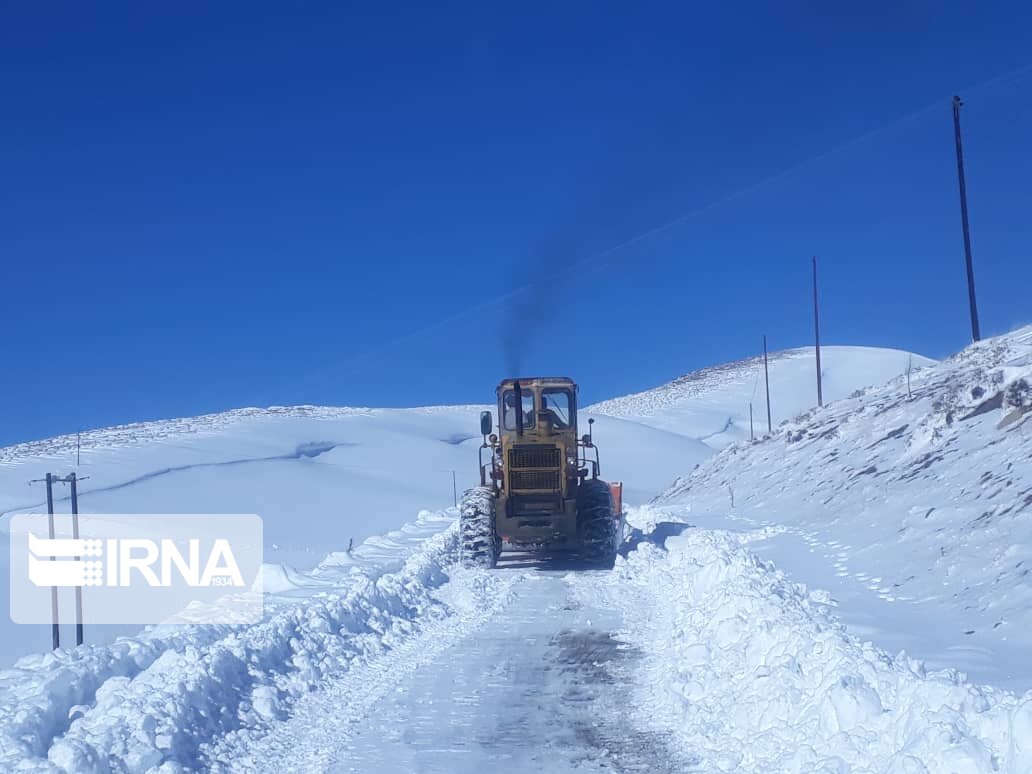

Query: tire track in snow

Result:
[262,558,692,774]
[210,568,522,771]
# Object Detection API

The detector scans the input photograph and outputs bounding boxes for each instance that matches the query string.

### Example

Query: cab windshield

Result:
[541,389,573,429]
[502,389,535,430]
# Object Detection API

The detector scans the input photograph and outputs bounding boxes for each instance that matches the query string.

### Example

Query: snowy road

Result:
[225,553,688,773]
[2,510,1030,772]
[216,519,1031,773]
[334,558,683,773]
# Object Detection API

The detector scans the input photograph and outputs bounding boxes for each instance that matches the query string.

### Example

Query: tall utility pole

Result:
[30,472,90,650]
[952,95,981,342]
[812,256,824,407]
[44,474,59,650]
[762,336,772,433]
[68,473,84,647]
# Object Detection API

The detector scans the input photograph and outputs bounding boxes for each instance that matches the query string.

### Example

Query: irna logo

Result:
[10,514,263,626]
[27,533,244,588]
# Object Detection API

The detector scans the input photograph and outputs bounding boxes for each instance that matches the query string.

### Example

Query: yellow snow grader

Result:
[459,377,624,568]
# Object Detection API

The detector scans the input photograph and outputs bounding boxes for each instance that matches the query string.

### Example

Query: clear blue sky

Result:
[2,3,1031,446]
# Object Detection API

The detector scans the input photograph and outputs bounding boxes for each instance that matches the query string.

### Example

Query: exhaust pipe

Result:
[514,380,524,436]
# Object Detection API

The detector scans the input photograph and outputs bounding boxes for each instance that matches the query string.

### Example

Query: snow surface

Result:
[3,337,1032,771]
[2,508,1029,772]
[589,345,936,449]
[586,511,1032,772]
[0,509,469,771]
[0,403,707,665]
[657,325,1032,691]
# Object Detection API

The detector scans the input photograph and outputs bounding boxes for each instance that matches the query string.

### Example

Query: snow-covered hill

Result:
[0,402,710,665]
[0,345,932,668]
[653,325,1032,689]
[589,345,936,448]
[7,337,1032,773]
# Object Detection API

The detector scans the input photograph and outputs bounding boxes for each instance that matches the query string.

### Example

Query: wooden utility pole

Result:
[952,95,981,342]
[68,473,84,647]
[45,473,59,650]
[30,472,91,649]
[763,336,772,433]
[813,256,824,408]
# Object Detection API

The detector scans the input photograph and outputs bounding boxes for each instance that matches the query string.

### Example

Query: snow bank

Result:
[656,325,1032,687]
[0,509,462,772]
[586,517,1032,773]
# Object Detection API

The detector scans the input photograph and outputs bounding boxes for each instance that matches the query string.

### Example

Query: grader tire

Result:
[577,478,618,568]
[459,486,499,569]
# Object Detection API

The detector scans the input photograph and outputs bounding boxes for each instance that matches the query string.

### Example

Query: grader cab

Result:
[459,377,623,568]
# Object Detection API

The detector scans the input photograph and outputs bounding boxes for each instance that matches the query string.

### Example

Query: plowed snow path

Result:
[5,514,1027,772]
[334,560,685,773]
[223,554,687,773]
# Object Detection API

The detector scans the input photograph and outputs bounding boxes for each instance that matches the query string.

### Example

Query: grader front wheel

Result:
[459,486,499,569]
[577,478,618,568]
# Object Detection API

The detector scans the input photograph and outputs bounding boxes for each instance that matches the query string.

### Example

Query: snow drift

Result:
[0,509,481,771]
[585,514,1032,773]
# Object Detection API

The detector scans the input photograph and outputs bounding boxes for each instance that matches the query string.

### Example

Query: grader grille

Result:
[510,470,562,491]
[508,446,561,469]
[508,445,562,492]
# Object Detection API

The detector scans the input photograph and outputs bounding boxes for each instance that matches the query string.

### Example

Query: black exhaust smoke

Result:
[499,231,579,377]
[497,147,673,374]
[497,112,694,375]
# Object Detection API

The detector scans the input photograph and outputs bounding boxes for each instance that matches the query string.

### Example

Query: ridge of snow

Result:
[0,404,500,468]
[0,508,485,771]
[582,512,1032,772]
